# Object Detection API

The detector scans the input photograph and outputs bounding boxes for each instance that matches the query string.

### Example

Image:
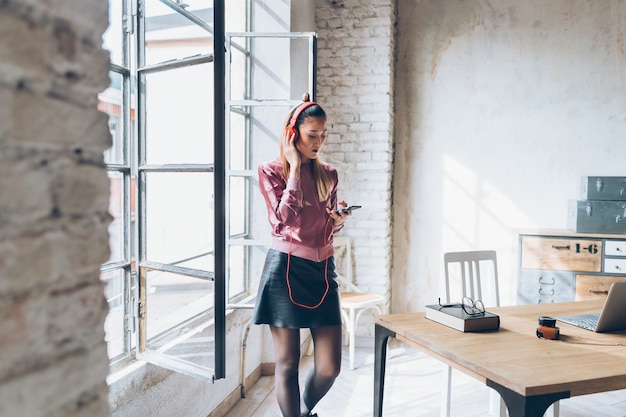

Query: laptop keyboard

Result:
[560,314,599,330]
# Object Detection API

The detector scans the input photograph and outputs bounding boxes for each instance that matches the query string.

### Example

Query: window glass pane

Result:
[101,71,124,165]
[229,176,246,236]
[102,268,126,359]
[228,245,245,298]
[145,269,214,369]
[229,36,312,101]
[145,172,214,267]
[249,105,290,166]
[107,171,125,264]
[229,38,247,102]
[144,0,213,66]
[225,0,246,32]
[229,110,246,170]
[103,0,124,66]
[247,244,270,302]
[145,64,214,164]
[246,105,288,244]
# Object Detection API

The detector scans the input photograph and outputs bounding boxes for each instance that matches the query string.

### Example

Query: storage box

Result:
[581,176,626,201]
[568,200,626,234]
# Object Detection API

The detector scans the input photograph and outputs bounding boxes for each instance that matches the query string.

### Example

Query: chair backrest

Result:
[443,250,500,307]
[333,236,357,292]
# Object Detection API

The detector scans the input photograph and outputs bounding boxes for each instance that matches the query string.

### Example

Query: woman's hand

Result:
[283,128,301,178]
[327,200,352,226]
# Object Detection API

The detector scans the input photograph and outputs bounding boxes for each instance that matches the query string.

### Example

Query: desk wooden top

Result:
[376,301,626,397]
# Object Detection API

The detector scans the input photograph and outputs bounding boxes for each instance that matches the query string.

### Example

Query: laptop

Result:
[556,281,626,333]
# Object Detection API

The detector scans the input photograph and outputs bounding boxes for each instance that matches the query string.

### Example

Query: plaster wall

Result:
[393,0,626,312]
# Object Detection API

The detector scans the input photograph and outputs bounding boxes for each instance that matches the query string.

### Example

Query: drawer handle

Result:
[539,288,555,295]
[551,245,570,250]
[538,276,555,285]
[589,290,609,295]
[596,178,604,191]
[614,265,623,270]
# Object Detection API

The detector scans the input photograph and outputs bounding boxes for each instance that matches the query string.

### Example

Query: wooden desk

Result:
[374,301,626,417]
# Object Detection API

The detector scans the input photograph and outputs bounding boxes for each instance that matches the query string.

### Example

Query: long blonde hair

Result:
[280,94,332,203]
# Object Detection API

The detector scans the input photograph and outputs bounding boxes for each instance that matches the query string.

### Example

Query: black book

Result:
[425,304,500,332]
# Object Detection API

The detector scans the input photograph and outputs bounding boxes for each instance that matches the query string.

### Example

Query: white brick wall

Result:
[0,2,112,416]
[315,0,396,334]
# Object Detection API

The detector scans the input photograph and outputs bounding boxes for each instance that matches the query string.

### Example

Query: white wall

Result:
[393,0,626,311]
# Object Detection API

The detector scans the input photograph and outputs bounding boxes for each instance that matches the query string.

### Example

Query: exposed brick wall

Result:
[0,1,112,416]
[315,0,396,330]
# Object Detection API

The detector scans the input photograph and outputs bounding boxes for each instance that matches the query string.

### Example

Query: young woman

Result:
[252,94,355,417]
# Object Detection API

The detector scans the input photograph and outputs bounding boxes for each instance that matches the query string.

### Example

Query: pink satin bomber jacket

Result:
[258,158,344,262]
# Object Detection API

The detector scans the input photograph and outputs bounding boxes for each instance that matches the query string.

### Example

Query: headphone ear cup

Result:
[285,126,297,139]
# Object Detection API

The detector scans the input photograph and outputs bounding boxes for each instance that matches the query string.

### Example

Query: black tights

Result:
[270,325,342,417]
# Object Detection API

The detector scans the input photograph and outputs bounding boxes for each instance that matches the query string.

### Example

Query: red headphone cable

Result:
[285,217,332,309]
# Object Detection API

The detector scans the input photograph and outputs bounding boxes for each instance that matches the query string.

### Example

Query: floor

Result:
[224,337,626,417]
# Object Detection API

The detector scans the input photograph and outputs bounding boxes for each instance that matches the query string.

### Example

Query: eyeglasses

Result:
[438,296,485,316]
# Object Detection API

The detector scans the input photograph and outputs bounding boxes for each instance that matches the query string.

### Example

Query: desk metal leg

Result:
[486,380,570,417]
[374,324,395,417]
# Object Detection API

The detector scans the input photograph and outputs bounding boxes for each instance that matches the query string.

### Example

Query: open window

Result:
[100,0,316,382]
[225,31,317,305]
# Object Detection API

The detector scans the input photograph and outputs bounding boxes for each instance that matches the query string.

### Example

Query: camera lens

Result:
[538,316,557,327]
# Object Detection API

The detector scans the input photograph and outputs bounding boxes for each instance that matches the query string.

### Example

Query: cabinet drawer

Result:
[575,275,626,300]
[604,258,626,274]
[520,237,602,272]
[517,270,575,304]
[604,240,626,256]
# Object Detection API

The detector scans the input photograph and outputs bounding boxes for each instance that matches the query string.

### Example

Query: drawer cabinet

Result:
[575,275,626,300]
[604,258,626,274]
[605,240,626,256]
[517,230,626,304]
[518,270,575,304]
[520,236,602,272]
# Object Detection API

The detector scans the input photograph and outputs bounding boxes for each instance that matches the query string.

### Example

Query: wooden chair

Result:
[440,250,561,417]
[333,236,385,370]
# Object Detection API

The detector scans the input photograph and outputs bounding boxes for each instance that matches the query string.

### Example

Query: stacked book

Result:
[425,303,500,332]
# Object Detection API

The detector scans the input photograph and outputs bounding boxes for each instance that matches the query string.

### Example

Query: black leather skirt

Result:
[252,249,341,329]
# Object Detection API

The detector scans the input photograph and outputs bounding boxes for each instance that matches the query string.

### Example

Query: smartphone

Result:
[335,205,362,215]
